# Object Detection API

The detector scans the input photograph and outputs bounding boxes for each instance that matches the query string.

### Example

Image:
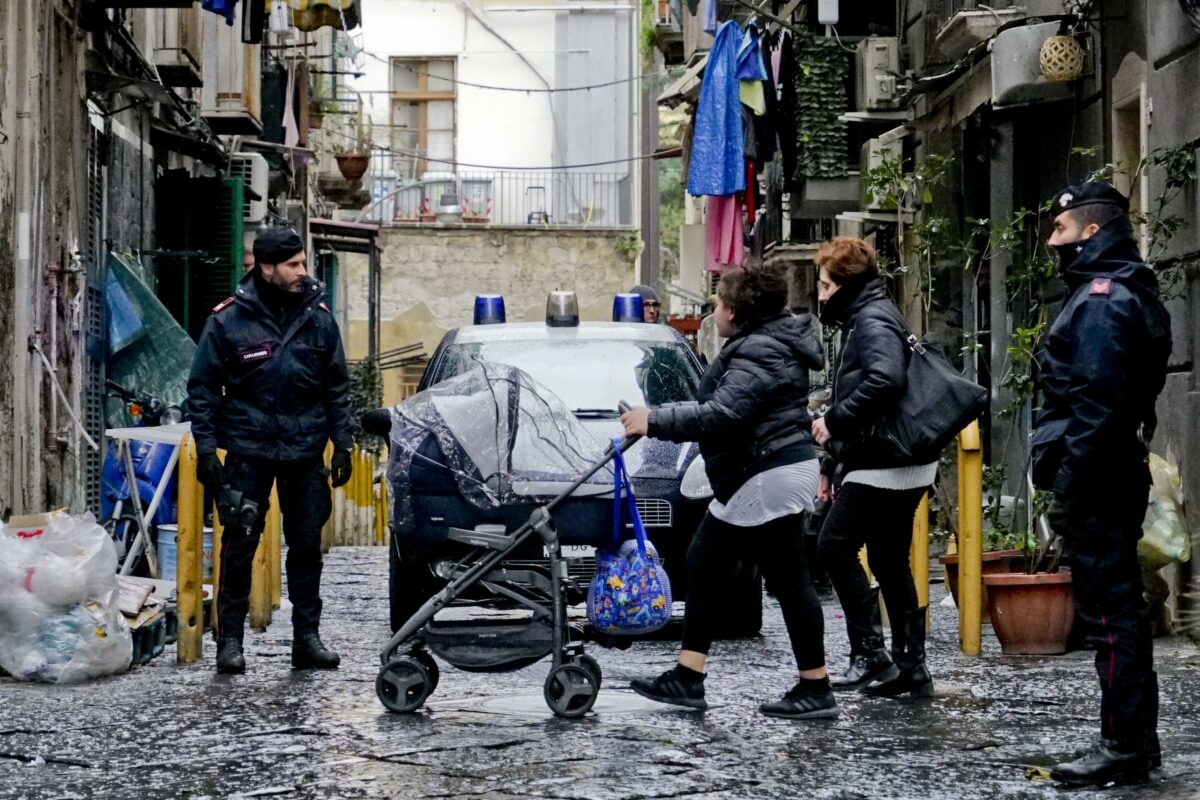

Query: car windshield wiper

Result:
[571,408,621,419]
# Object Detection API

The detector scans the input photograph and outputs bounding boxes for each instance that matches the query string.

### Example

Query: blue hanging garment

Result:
[586,441,673,635]
[687,21,745,197]
[202,0,237,26]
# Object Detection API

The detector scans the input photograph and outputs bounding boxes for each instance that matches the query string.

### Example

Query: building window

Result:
[390,58,456,179]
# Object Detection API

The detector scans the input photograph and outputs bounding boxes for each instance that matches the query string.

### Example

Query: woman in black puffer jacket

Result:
[811,237,936,698]
[621,265,837,720]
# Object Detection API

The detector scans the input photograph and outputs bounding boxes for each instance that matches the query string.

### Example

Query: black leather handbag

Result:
[870,334,988,463]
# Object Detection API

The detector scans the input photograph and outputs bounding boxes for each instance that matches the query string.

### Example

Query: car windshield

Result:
[432,338,701,412]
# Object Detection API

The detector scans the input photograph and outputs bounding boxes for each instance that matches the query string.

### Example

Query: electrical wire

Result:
[321,126,664,170]
[375,52,670,93]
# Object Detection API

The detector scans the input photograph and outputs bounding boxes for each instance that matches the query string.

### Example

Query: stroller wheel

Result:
[544,663,599,719]
[576,654,602,687]
[413,650,440,693]
[376,657,435,713]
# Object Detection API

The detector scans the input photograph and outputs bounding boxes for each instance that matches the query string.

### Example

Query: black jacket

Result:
[184,271,354,461]
[648,312,823,503]
[1032,217,1171,497]
[821,276,914,472]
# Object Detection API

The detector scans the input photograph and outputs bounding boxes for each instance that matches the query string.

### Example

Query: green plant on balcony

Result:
[792,33,850,181]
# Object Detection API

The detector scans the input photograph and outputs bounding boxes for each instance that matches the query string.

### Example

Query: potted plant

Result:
[981,489,1075,655]
[418,196,437,223]
[333,117,373,182]
[940,465,1029,623]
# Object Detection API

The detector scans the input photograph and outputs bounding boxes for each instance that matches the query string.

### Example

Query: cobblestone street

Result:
[2,546,1198,800]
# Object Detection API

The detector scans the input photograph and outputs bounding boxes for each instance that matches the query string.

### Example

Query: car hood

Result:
[575,418,695,481]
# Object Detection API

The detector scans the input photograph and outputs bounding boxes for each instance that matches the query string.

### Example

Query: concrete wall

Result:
[341,226,637,403]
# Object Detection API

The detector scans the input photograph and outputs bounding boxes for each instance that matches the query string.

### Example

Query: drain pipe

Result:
[45,259,62,451]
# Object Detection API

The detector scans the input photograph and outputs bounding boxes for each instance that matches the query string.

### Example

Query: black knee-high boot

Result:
[863,606,933,698]
[830,587,893,690]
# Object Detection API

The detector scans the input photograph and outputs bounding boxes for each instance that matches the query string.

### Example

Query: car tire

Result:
[712,567,763,639]
[388,541,440,633]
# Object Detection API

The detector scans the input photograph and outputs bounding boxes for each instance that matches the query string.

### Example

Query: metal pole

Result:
[268,483,282,609]
[176,435,204,663]
[958,421,984,656]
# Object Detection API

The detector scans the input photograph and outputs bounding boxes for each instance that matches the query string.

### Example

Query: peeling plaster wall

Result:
[340,227,637,405]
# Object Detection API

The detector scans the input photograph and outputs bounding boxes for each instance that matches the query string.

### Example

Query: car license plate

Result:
[544,544,596,559]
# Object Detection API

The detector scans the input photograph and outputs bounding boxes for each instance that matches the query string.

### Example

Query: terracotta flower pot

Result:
[940,548,1026,624]
[335,153,370,182]
[983,571,1074,655]
[308,111,324,130]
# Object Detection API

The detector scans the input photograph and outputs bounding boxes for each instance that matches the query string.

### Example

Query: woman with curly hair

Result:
[621,264,837,719]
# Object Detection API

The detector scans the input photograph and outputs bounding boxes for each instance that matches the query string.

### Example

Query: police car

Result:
[388,291,764,637]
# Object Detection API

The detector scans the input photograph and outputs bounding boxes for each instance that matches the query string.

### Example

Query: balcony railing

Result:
[364,151,634,229]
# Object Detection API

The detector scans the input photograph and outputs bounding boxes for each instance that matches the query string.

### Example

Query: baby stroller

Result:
[371,364,641,718]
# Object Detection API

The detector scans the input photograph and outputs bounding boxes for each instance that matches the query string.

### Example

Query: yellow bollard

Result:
[360,449,371,545]
[249,483,278,631]
[209,450,226,620]
[910,492,930,625]
[957,421,984,656]
[321,441,335,552]
[176,435,205,663]
[268,483,282,609]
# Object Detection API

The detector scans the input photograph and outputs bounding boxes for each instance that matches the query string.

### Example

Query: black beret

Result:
[1051,181,1130,215]
[630,284,659,303]
[252,227,305,266]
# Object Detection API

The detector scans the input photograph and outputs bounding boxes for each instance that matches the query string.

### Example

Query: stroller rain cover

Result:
[384,360,635,535]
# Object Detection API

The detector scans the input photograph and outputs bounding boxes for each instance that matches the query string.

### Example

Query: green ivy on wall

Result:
[792,33,850,180]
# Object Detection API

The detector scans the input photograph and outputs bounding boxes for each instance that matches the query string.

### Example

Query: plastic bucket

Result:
[156,524,213,581]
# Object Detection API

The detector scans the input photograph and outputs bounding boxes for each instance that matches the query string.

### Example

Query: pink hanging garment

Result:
[705,194,745,273]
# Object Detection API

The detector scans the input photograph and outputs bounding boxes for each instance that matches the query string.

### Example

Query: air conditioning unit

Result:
[229,153,269,223]
[861,127,905,211]
[991,21,1076,109]
[856,37,900,111]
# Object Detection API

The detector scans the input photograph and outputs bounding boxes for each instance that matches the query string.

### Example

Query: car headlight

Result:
[680,456,712,500]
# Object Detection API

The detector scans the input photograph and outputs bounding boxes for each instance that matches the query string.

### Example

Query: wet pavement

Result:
[2,546,1199,800]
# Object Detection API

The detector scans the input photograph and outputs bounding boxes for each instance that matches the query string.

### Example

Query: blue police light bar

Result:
[612,293,644,323]
[474,294,506,325]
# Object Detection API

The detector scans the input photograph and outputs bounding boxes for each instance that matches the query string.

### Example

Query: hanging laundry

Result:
[202,0,237,26]
[705,194,744,273]
[774,31,799,190]
[701,0,717,36]
[688,22,745,197]
[745,161,756,224]
[737,27,768,116]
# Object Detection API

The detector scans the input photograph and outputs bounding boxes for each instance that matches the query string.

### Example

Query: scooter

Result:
[100,381,185,573]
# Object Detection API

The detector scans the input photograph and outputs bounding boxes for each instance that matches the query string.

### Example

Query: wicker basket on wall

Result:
[1040,35,1086,82]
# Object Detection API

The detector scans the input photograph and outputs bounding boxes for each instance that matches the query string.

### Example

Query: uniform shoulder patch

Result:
[318,303,331,313]
[1088,278,1112,297]
[212,297,235,313]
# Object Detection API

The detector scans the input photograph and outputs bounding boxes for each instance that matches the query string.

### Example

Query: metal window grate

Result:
[635,498,672,528]
[82,124,108,515]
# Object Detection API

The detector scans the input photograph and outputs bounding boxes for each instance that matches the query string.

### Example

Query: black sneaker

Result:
[1051,739,1151,786]
[630,668,707,710]
[759,683,840,720]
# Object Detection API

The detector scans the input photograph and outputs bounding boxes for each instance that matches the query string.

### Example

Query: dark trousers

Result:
[817,483,928,652]
[1059,478,1156,747]
[681,511,826,671]
[216,453,333,642]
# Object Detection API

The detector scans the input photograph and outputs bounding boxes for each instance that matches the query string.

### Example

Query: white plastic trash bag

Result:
[1140,454,1192,570]
[0,512,133,683]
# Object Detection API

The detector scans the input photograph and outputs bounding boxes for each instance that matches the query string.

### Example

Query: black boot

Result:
[1051,739,1150,786]
[1146,670,1161,769]
[216,638,246,675]
[630,666,707,710]
[291,633,340,670]
[830,588,893,691]
[862,607,933,698]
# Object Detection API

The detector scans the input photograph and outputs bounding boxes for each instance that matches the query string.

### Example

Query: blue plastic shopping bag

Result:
[586,440,672,634]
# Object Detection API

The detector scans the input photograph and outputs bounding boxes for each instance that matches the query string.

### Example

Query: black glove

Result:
[1046,494,1071,535]
[197,452,224,490]
[331,449,353,488]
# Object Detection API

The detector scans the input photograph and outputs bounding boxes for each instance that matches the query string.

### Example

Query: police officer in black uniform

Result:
[1032,182,1171,785]
[185,227,354,675]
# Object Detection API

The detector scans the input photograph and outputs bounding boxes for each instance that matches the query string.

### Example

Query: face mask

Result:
[1052,241,1085,273]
